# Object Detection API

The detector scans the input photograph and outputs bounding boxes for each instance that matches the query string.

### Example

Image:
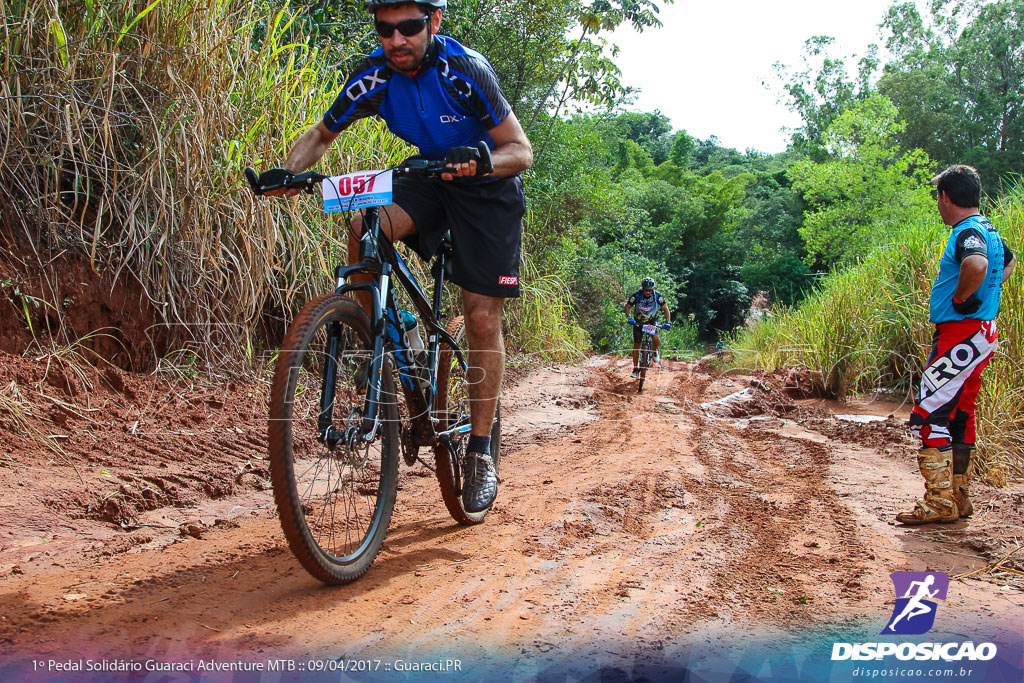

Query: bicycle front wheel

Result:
[638,341,650,393]
[268,294,399,584]
[433,316,501,525]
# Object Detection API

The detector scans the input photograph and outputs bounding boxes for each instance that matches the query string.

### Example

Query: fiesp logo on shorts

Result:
[498,276,518,286]
[830,572,997,662]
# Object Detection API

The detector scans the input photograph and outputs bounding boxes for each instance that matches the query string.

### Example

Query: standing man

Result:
[898,165,1016,525]
[623,277,671,377]
[257,0,533,513]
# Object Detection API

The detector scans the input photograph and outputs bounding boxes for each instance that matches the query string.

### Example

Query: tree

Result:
[788,94,934,268]
[616,111,674,163]
[877,0,1023,188]
[774,35,879,160]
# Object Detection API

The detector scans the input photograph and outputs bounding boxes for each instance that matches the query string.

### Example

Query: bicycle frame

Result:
[640,330,656,366]
[328,205,470,448]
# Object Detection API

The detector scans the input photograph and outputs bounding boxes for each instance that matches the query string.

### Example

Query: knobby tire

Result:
[268,294,399,584]
[638,337,651,393]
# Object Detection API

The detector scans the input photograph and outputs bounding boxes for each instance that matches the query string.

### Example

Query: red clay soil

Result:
[0,248,168,372]
[1,351,1022,677]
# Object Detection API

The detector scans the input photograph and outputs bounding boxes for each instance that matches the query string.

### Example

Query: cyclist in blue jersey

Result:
[623,277,672,377]
[258,0,533,513]
[897,165,1016,525]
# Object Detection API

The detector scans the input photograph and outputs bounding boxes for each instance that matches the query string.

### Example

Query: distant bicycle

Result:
[245,155,500,584]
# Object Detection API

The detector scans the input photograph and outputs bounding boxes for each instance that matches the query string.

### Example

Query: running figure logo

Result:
[883,572,949,635]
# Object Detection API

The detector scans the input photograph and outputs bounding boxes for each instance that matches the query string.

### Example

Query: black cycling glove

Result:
[444,141,494,176]
[952,293,982,315]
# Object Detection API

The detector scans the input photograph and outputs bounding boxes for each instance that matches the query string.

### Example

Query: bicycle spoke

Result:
[268,295,399,584]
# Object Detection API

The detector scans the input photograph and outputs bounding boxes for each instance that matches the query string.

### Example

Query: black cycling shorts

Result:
[387,174,525,298]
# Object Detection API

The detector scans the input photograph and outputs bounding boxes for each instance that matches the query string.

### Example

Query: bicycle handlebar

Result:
[244,157,463,197]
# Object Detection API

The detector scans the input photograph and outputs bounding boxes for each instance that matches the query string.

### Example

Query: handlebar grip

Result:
[244,167,261,194]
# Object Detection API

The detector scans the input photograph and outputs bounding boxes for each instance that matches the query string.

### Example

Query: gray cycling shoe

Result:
[462,452,498,513]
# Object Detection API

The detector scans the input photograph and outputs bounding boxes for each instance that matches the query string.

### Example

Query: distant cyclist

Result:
[623,277,671,377]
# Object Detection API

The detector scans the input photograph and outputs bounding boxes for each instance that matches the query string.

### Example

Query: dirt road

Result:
[1,354,1021,680]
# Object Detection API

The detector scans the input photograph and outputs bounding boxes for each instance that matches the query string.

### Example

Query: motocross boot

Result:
[951,443,974,518]
[896,447,959,525]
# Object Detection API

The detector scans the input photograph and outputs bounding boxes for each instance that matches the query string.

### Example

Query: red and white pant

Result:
[910,320,998,449]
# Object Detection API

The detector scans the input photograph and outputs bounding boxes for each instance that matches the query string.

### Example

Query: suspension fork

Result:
[317,321,343,444]
[317,206,394,446]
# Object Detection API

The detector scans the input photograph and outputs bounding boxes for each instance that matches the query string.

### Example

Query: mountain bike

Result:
[245,158,500,584]
[630,321,668,393]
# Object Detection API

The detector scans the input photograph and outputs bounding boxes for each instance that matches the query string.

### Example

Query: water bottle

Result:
[400,310,428,389]
[400,309,424,354]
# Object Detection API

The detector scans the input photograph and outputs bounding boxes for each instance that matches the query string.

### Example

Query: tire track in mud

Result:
[683,415,872,626]
[512,360,876,645]
[3,356,1016,670]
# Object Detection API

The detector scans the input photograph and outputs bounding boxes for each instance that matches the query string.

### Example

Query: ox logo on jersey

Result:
[920,336,983,395]
[345,69,387,101]
[498,276,518,286]
[440,114,466,124]
[438,58,473,97]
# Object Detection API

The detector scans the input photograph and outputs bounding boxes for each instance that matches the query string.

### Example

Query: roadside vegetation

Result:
[1,0,1021,473]
[732,187,1023,480]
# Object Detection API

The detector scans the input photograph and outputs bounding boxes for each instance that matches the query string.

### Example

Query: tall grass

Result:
[1,0,583,369]
[733,188,1024,479]
[1,0,408,368]
[506,248,590,362]
[977,185,1024,481]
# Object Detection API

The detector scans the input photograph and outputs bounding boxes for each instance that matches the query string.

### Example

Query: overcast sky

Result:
[610,0,907,153]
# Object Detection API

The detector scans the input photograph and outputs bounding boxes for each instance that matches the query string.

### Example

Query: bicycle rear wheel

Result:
[268,294,399,584]
[433,316,501,525]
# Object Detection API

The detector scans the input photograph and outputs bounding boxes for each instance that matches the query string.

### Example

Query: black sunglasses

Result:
[375,15,430,38]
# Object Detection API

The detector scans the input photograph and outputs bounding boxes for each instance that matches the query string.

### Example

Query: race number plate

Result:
[642,324,658,335]
[323,170,393,212]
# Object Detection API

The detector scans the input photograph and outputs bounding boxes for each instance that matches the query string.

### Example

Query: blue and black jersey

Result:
[929,215,1013,323]
[323,35,511,170]
[628,289,666,324]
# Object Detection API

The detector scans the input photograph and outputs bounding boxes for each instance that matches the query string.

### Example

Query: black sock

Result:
[467,434,491,456]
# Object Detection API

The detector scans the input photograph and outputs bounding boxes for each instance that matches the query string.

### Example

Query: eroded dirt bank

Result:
[1,353,1022,680]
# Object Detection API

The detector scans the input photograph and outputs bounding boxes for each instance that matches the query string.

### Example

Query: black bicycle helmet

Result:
[365,0,446,10]
[641,277,655,290]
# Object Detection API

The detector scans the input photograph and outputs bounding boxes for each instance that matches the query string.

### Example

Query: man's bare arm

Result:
[486,111,533,177]
[265,122,341,197]
[955,254,988,301]
[442,111,533,180]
